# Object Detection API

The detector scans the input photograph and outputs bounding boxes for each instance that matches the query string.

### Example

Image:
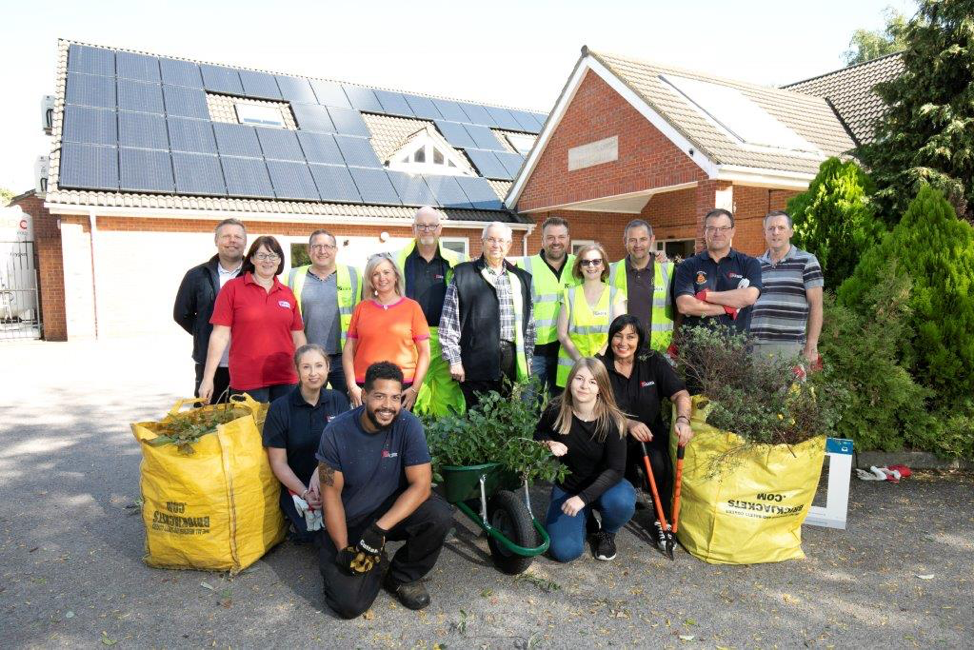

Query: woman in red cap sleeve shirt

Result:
[198,236,307,403]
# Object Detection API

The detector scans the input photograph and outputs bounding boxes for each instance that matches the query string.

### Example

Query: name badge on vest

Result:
[278,300,291,309]
[594,310,608,317]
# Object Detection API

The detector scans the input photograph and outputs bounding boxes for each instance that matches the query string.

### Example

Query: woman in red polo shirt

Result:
[342,252,430,409]
[198,236,307,403]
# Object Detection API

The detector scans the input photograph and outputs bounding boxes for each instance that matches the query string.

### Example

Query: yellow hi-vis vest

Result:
[556,283,621,387]
[516,253,578,346]
[285,264,361,349]
[608,257,674,351]
[394,240,467,285]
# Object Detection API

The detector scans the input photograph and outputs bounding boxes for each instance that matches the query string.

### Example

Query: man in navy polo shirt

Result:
[674,209,762,334]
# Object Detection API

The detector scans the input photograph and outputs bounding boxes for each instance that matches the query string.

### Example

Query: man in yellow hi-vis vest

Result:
[608,219,675,352]
[515,216,578,395]
[395,207,467,416]
[284,229,362,398]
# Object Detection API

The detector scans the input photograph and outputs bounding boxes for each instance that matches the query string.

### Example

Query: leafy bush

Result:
[422,382,569,485]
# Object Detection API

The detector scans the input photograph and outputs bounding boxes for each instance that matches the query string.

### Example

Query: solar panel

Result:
[334,135,382,168]
[119,147,174,192]
[160,58,204,88]
[433,120,476,149]
[508,109,540,133]
[238,69,282,100]
[327,107,371,138]
[403,94,442,120]
[484,106,522,131]
[58,143,118,190]
[266,160,320,200]
[348,167,401,205]
[458,102,495,127]
[200,64,243,95]
[431,99,469,123]
[309,164,363,203]
[342,85,384,113]
[494,152,525,178]
[116,52,161,83]
[212,123,262,157]
[62,106,117,146]
[167,117,217,153]
[425,175,473,209]
[172,152,226,195]
[310,80,352,108]
[529,112,547,131]
[117,79,165,114]
[65,72,116,109]
[296,132,344,165]
[291,104,335,133]
[464,149,510,180]
[373,90,414,117]
[255,128,305,161]
[463,124,504,151]
[453,176,503,210]
[67,44,114,76]
[119,111,169,149]
[386,171,437,207]
[220,156,275,197]
[163,86,209,119]
[276,75,317,104]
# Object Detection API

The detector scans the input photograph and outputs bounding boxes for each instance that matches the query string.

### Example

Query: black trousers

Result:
[194,364,231,404]
[626,436,674,520]
[460,341,516,412]
[318,492,453,619]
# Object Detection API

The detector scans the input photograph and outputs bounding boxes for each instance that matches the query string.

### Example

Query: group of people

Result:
[171,204,824,618]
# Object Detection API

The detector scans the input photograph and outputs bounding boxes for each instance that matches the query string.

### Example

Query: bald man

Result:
[393,206,468,415]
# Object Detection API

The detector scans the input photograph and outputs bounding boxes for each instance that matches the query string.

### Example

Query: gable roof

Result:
[44,39,546,225]
[783,52,904,146]
[507,47,857,208]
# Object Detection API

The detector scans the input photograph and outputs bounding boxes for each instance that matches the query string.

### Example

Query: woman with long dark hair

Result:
[534,357,634,562]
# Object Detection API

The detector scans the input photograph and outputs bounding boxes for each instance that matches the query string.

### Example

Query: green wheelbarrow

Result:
[439,462,550,575]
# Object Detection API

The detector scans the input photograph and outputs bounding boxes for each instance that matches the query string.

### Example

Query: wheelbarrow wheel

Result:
[486,489,537,575]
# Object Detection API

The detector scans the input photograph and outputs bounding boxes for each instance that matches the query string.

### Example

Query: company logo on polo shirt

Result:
[640,380,656,388]
[695,271,707,285]
[326,415,335,422]
[278,300,291,309]
[434,274,445,280]
[381,450,398,459]
[727,272,743,280]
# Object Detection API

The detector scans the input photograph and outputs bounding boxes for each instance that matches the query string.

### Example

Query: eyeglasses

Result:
[415,223,440,231]
[579,259,603,267]
[254,253,280,262]
[705,226,733,234]
[484,237,509,246]
[311,244,336,251]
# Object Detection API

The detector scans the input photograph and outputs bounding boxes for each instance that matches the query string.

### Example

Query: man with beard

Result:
[316,361,453,618]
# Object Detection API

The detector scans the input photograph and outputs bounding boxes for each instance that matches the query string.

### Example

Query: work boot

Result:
[594,531,617,561]
[384,574,431,610]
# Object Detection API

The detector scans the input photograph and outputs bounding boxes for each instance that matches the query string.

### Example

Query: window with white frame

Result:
[571,240,596,255]
[441,237,469,257]
[387,129,474,176]
[505,132,536,156]
[235,103,287,128]
[654,238,696,260]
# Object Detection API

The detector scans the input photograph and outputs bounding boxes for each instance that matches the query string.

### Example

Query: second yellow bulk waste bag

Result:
[131,395,285,573]
[671,396,826,565]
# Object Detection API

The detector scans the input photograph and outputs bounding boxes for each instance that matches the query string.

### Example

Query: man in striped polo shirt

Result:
[751,210,824,362]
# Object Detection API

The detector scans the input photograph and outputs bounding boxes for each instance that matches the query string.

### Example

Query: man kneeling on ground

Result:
[316,361,453,618]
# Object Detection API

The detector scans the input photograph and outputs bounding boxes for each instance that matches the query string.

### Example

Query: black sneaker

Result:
[653,520,668,551]
[594,531,617,561]
[383,574,431,610]
[586,511,602,537]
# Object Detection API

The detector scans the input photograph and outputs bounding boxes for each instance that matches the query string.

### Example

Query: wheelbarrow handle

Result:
[639,441,669,532]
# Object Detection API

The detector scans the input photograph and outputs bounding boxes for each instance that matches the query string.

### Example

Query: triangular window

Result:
[387,127,474,176]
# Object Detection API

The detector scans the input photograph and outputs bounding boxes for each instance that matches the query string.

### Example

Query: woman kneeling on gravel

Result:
[535,357,635,562]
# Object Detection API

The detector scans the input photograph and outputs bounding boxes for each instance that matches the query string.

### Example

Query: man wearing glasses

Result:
[394,207,467,415]
[284,230,363,398]
[674,209,762,334]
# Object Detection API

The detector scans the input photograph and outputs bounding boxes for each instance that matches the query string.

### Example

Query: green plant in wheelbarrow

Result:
[422,381,569,574]
[672,325,842,564]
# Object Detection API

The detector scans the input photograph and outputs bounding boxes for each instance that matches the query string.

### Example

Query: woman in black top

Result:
[535,357,634,562]
[263,344,350,542]
[597,315,692,522]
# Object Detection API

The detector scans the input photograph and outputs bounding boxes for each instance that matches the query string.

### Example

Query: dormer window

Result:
[387,126,474,176]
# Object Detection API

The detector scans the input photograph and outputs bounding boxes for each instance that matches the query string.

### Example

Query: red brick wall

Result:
[517,71,707,213]
[11,194,68,341]
[727,187,800,255]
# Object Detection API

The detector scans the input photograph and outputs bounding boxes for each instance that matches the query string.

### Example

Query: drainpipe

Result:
[522,223,536,256]
[88,210,101,339]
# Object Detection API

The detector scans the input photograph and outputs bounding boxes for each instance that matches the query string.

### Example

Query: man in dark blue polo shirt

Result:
[674,209,762,334]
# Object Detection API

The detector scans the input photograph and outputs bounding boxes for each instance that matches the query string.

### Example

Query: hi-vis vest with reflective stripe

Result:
[394,240,466,289]
[285,264,361,348]
[608,258,674,351]
[556,283,621,387]
[516,253,577,346]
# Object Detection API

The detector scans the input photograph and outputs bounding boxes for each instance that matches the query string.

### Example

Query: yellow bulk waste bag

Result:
[131,395,285,572]
[671,396,826,564]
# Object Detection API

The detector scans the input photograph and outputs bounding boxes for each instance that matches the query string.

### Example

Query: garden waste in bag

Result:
[131,395,285,572]
[671,396,826,564]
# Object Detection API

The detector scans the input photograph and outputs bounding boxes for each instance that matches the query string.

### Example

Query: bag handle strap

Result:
[167,398,206,417]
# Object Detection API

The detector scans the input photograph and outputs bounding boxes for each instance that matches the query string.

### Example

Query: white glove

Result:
[306,508,323,532]
[292,493,311,516]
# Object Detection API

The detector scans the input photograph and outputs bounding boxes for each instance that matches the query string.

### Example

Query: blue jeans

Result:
[545,480,636,562]
[327,353,348,398]
[526,354,560,403]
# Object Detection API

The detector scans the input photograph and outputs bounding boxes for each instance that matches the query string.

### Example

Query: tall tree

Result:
[857,0,974,223]
[843,8,909,66]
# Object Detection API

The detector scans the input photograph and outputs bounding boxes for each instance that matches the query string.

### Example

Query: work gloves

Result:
[695,288,739,320]
[337,522,387,575]
[290,492,323,532]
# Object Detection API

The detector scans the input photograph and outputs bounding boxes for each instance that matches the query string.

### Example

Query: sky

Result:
[0,0,918,193]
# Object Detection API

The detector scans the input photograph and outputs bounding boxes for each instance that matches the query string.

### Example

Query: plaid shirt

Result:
[439,261,535,367]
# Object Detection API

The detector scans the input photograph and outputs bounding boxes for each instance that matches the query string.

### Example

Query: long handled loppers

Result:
[639,441,685,560]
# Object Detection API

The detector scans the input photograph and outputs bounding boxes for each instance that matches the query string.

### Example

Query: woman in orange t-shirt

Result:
[342,252,431,409]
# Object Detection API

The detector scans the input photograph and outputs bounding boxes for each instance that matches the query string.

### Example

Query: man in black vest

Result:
[439,222,535,411]
[173,218,247,403]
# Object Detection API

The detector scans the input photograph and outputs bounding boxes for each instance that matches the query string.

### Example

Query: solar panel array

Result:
[58,43,545,209]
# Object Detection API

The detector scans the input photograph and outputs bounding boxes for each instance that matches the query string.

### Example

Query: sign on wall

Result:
[568,136,619,171]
